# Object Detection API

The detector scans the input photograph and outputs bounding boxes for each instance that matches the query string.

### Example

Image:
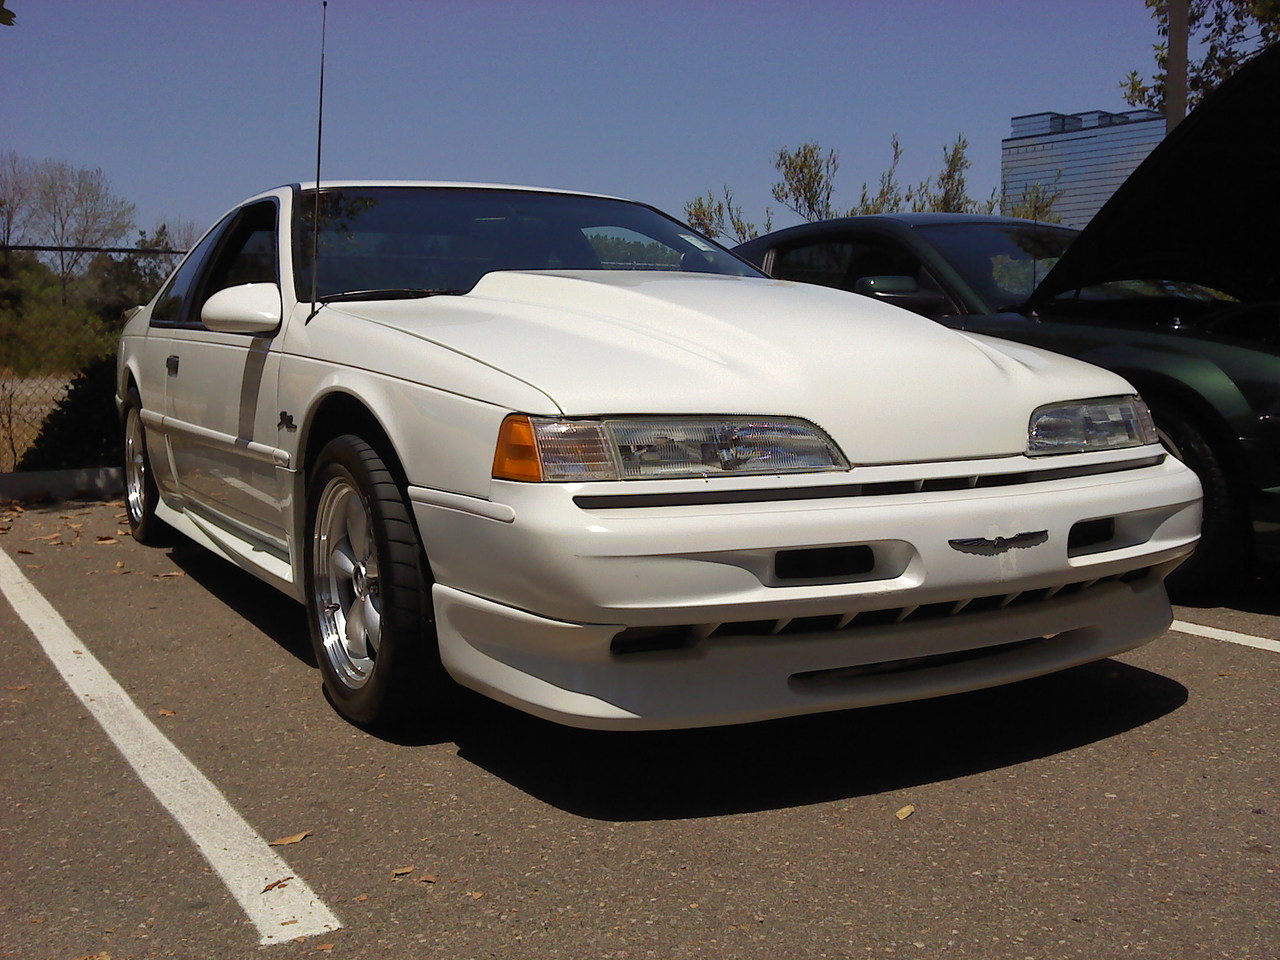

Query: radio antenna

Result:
[310,0,328,318]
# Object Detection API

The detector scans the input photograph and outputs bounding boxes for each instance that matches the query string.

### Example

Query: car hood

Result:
[323,271,1132,464]
[1030,42,1280,307]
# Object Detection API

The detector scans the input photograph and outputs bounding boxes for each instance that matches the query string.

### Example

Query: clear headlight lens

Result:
[494,415,849,481]
[1027,395,1158,456]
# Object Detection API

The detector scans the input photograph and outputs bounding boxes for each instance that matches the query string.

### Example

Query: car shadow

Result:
[1174,559,1280,616]
[445,658,1186,821]
[166,539,315,668]
[152,533,1191,817]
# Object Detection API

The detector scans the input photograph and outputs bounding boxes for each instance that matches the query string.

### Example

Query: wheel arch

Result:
[292,390,425,581]
[300,390,404,486]
[1113,367,1249,490]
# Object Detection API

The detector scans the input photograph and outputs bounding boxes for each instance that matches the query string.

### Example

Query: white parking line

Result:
[0,548,341,945]
[1170,619,1280,653]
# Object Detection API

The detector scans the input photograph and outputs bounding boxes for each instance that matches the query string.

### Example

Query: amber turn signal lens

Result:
[492,415,543,481]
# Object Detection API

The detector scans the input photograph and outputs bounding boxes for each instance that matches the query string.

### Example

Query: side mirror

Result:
[854,275,946,317]
[200,283,282,334]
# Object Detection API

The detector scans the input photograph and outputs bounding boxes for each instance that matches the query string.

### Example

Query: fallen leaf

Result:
[269,830,311,847]
[153,571,185,578]
[280,919,298,926]
[467,891,484,900]
[262,877,293,893]
[418,874,438,884]
[895,804,916,820]
[315,945,335,953]
[6,684,31,691]
[17,549,32,555]
[96,536,118,544]
[391,866,415,878]
[30,533,61,541]
[157,709,176,717]
[354,894,369,902]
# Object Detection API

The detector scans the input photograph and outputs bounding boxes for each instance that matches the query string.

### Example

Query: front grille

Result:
[609,567,1153,654]
[575,455,1164,510]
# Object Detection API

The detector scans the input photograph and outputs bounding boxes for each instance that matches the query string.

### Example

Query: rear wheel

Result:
[304,434,450,726]
[122,388,172,545]
[1150,402,1250,597]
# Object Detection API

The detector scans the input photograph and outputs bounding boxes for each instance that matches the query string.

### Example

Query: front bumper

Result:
[410,449,1201,729]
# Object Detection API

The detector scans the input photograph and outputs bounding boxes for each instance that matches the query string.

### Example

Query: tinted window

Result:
[194,201,279,306]
[150,211,235,326]
[773,239,923,289]
[293,187,760,300]
[770,236,951,316]
[914,222,1076,311]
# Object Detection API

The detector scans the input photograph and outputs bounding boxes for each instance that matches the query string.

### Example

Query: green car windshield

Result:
[915,221,1233,312]
[293,186,759,301]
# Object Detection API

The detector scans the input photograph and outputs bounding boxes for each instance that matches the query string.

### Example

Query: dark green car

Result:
[734,46,1279,594]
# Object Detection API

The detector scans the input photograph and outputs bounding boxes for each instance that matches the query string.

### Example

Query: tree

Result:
[851,134,907,215]
[1121,0,1279,110]
[0,150,36,247]
[906,135,997,214]
[684,187,771,243]
[686,134,1008,244]
[771,143,840,222]
[1004,178,1066,223]
[79,225,186,327]
[27,161,135,301]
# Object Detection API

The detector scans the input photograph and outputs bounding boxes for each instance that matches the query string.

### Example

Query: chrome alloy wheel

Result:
[311,476,383,689]
[124,405,148,524]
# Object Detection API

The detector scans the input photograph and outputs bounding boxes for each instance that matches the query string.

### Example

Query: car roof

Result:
[284,180,625,201]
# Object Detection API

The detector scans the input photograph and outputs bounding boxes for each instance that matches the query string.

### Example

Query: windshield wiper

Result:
[319,287,466,302]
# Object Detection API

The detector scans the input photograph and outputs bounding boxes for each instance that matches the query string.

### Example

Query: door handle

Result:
[166,355,179,376]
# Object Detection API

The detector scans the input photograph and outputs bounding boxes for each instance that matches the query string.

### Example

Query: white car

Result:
[116,182,1202,730]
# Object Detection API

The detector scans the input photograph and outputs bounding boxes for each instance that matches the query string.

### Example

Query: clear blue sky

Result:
[2,0,1163,239]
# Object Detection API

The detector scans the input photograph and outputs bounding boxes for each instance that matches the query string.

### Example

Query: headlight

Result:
[493,415,849,481]
[1027,395,1158,456]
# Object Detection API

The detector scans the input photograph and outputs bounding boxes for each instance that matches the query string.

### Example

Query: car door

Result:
[161,199,290,554]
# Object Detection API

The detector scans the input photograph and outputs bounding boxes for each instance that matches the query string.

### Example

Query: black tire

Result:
[304,434,451,727]
[122,387,173,546]
[1150,402,1251,597]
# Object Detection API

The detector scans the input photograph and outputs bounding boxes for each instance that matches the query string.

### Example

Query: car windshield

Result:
[915,221,1234,311]
[913,222,1077,311]
[293,186,760,300]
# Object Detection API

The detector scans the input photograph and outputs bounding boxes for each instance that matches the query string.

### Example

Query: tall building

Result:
[1001,109,1164,228]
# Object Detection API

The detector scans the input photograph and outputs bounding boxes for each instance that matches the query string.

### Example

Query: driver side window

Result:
[190,201,279,323]
[149,201,279,329]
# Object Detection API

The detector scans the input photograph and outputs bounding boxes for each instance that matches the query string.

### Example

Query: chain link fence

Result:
[1,245,184,473]
[0,372,73,471]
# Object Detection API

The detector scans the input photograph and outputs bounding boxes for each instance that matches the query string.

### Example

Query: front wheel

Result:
[1151,402,1250,597]
[304,434,450,726]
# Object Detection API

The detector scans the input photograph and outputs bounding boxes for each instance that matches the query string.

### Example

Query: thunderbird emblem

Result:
[948,530,1049,555]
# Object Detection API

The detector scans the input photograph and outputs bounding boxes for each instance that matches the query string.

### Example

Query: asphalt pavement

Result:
[1,499,1276,960]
